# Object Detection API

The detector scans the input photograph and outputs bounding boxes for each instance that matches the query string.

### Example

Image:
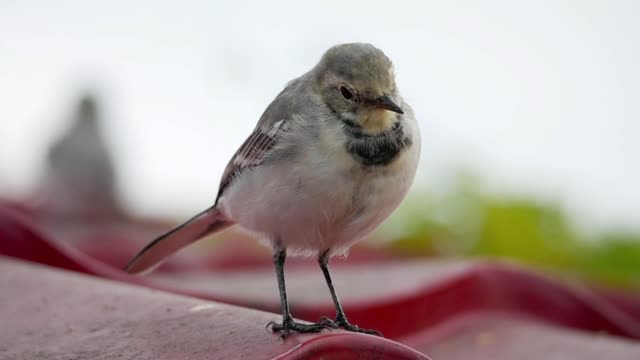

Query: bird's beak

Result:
[374,96,404,114]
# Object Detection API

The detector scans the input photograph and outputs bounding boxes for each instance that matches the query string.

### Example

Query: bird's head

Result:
[312,43,403,135]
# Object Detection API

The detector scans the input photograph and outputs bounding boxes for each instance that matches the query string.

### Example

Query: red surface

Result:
[2,202,640,358]
[0,258,428,360]
[411,312,640,358]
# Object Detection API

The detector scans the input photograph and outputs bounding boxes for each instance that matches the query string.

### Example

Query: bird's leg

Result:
[318,249,382,336]
[266,247,335,338]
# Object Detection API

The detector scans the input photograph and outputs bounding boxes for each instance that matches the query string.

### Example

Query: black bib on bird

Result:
[342,120,413,166]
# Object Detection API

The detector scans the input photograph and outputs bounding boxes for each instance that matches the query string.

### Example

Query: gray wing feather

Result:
[214,76,309,201]
[215,118,289,201]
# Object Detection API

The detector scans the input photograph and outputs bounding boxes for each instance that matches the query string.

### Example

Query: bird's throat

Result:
[357,109,397,135]
[342,120,412,166]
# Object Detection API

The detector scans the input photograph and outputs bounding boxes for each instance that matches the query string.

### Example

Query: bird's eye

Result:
[340,86,353,100]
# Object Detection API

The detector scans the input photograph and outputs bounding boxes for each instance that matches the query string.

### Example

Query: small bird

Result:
[126,43,421,337]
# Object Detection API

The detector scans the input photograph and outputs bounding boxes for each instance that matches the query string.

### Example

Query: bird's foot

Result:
[267,316,337,339]
[333,315,382,336]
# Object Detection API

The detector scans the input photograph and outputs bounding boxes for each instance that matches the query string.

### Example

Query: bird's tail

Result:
[125,206,233,274]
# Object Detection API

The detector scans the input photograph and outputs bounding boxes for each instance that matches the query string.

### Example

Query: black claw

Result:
[318,316,338,329]
[267,318,335,338]
[333,316,382,337]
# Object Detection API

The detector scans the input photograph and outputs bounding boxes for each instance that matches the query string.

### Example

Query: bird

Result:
[126,43,421,338]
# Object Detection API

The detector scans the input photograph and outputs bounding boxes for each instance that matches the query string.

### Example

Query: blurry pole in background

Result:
[17,92,181,265]
[32,93,122,219]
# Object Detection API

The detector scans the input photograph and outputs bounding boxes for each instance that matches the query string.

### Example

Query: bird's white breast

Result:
[219,115,420,256]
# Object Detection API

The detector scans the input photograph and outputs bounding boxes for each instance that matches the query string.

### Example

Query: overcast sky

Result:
[0,1,638,230]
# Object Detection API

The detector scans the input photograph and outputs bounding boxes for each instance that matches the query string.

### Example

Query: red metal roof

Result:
[2,203,640,358]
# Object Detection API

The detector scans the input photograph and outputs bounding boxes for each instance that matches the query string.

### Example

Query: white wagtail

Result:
[126,43,421,337]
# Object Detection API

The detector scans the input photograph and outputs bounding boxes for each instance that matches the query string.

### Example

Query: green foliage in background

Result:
[381,174,640,289]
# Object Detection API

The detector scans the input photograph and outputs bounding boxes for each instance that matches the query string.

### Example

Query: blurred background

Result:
[1,1,638,288]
